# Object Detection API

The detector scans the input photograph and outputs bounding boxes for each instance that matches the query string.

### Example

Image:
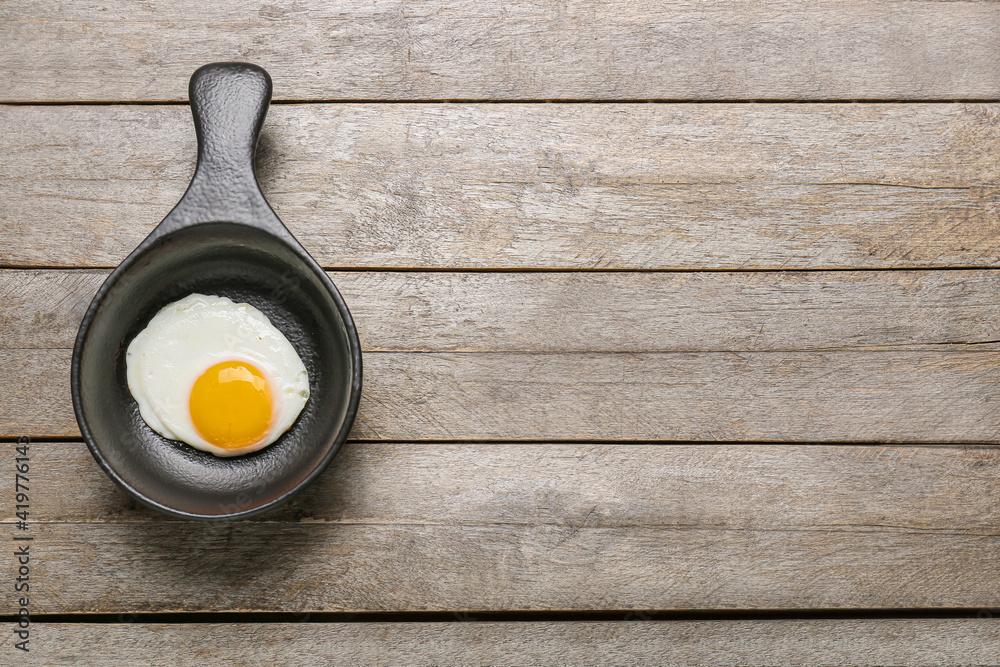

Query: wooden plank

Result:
[3,103,999,269]
[7,268,999,442]
[28,620,1000,665]
[6,268,1000,353]
[13,442,1000,529]
[5,348,1000,442]
[4,442,1000,612]
[3,1,1000,102]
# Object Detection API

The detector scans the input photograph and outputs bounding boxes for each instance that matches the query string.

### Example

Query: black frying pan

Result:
[71,63,362,520]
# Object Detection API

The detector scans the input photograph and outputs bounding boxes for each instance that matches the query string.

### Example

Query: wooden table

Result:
[3,1,1000,663]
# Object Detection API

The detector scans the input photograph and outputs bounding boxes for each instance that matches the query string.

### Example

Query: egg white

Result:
[125,293,310,457]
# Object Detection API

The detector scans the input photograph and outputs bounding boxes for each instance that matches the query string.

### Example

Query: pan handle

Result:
[189,62,271,184]
[154,62,289,237]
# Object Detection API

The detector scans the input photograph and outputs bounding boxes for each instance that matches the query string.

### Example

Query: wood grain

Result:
[28,620,1000,665]
[7,269,1000,442]
[3,1,1000,102]
[4,442,1000,612]
[13,442,1000,529]
[3,104,1000,269]
[6,0,1000,640]
[9,525,996,614]
[6,348,1000,442]
[6,268,1000,353]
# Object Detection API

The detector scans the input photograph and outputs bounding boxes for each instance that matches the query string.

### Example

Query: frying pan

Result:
[71,62,362,520]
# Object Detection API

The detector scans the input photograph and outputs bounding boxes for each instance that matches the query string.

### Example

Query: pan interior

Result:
[76,222,355,517]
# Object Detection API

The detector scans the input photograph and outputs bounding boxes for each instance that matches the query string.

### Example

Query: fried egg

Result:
[125,294,310,457]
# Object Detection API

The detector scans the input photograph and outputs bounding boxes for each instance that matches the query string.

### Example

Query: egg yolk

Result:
[189,361,272,450]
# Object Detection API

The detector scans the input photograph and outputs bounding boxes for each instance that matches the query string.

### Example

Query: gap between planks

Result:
[6,99,1000,106]
[7,608,1000,623]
